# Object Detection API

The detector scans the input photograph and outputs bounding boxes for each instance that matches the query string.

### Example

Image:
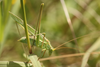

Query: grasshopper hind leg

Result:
[40,33,46,57]
[38,33,46,59]
[38,50,46,60]
[41,50,46,58]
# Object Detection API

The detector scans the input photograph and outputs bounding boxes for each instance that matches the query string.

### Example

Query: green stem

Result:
[20,0,32,54]
[36,3,44,46]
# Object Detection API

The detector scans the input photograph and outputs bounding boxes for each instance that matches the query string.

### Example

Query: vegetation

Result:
[0,0,100,67]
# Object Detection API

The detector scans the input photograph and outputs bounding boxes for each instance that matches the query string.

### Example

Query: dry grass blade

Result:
[75,0,100,24]
[39,51,100,61]
[81,37,100,67]
[75,0,92,8]
[69,7,96,30]
[60,0,79,52]
[87,7,100,24]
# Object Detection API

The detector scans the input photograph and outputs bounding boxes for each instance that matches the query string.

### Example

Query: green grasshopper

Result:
[9,11,80,56]
[9,11,55,56]
[9,3,79,56]
[9,3,56,56]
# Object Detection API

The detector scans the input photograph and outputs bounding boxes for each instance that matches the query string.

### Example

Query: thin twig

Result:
[39,51,100,61]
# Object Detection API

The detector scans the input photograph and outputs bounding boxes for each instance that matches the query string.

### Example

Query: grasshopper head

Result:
[49,49,53,56]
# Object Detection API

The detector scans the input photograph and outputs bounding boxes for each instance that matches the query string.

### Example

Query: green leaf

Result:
[28,55,42,67]
[0,0,20,56]
[0,61,32,67]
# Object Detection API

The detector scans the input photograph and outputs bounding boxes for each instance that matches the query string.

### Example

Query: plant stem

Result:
[36,3,44,46]
[20,0,32,54]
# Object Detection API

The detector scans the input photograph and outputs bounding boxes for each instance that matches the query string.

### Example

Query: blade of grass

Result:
[68,7,96,30]
[0,0,20,56]
[20,0,32,54]
[60,0,79,52]
[4,0,12,26]
[75,0,100,24]
[28,55,42,67]
[0,61,32,67]
[81,37,100,67]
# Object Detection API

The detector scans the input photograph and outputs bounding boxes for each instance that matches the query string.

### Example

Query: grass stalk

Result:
[60,0,79,53]
[20,0,32,54]
[4,0,12,26]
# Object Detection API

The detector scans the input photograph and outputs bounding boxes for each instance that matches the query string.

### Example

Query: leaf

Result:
[0,61,32,67]
[28,55,42,67]
[81,37,100,67]
[0,0,20,56]
[9,11,35,35]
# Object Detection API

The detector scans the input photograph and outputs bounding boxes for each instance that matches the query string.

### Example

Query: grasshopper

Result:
[9,3,56,56]
[9,3,79,57]
[9,11,80,56]
[9,11,55,56]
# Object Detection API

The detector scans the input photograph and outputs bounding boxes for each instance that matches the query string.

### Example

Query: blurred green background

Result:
[0,0,100,67]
